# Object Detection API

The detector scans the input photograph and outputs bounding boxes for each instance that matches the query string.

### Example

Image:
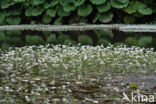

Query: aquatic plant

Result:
[0,0,155,25]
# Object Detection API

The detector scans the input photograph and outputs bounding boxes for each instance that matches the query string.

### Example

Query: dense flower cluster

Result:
[0,45,156,73]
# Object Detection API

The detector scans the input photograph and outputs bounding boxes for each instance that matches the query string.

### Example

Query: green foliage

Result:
[138,2,152,15]
[42,14,52,24]
[123,1,137,14]
[33,0,45,5]
[14,0,26,3]
[46,8,57,17]
[6,16,21,25]
[1,0,15,9]
[97,2,111,13]
[138,36,152,47]
[78,4,93,17]
[98,12,113,23]
[0,0,155,24]
[44,0,58,9]
[78,35,93,45]
[46,34,58,44]
[25,6,44,16]
[110,0,129,9]
[60,0,76,12]
[89,0,106,5]
[25,35,45,45]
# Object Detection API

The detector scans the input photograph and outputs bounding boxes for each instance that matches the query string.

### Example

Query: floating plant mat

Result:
[0,45,156,103]
[0,24,156,32]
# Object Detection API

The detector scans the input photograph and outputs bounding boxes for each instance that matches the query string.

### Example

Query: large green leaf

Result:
[89,0,106,5]
[42,14,52,24]
[75,0,85,6]
[57,6,70,17]
[60,0,76,12]
[99,12,113,23]
[138,2,152,15]
[46,8,57,17]
[78,4,93,17]
[123,1,137,14]
[14,0,25,2]
[44,0,58,9]
[33,0,45,5]
[25,6,44,16]
[1,0,15,9]
[97,2,111,13]
[110,0,129,9]
[6,16,21,25]
[54,17,62,25]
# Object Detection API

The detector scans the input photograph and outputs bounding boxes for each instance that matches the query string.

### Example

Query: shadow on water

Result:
[0,30,156,50]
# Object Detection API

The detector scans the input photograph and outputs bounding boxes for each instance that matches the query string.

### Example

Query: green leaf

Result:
[33,0,45,5]
[99,12,113,23]
[46,8,57,17]
[138,2,152,15]
[78,4,93,17]
[123,1,137,14]
[54,17,62,25]
[93,13,100,23]
[44,0,58,9]
[6,17,21,25]
[13,0,25,2]
[42,14,52,24]
[1,0,15,9]
[25,6,44,16]
[57,6,70,17]
[60,0,76,12]
[110,0,129,9]
[75,0,85,6]
[97,2,111,13]
[89,0,106,5]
